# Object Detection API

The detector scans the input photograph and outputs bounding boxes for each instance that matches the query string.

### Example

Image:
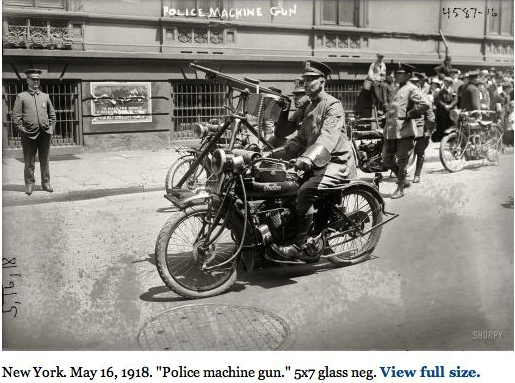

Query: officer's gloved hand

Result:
[294,157,312,172]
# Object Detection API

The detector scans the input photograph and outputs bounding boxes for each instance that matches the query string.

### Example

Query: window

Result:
[321,0,358,26]
[3,0,65,8]
[489,0,514,36]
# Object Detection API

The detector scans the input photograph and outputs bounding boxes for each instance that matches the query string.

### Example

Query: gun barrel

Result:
[190,62,283,97]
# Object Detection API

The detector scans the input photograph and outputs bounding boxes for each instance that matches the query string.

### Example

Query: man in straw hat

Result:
[266,60,356,260]
[11,69,56,195]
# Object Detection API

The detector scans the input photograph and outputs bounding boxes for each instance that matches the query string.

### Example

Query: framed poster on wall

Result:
[91,82,152,124]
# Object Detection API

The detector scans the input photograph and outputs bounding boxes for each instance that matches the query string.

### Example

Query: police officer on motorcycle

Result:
[265,60,357,260]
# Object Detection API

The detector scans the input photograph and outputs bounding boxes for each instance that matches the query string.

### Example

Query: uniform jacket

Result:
[460,83,481,111]
[12,90,56,139]
[384,81,430,139]
[414,94,435,138]
[275,90,354,179]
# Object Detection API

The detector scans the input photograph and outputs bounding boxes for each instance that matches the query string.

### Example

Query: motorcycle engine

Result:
[256,201,295,244]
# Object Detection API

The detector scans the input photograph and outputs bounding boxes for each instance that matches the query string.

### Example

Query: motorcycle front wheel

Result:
[440,133,465,172]
[164,155,208,194]
[326,189,383,266]
[155,205,239,299]
[485,125,503,165]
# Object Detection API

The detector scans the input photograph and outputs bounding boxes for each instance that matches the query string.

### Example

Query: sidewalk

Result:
[2,142,509,207]
[2,147,183,207]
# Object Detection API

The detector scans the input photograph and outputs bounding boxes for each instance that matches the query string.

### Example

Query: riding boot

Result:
[390,164,399,178]
[271,214,313,260]
[392,171,407,199]
[413,157,424,183]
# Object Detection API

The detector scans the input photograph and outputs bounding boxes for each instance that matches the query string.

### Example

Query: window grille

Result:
[3,18,74,50]
[3,81,82,148]
[170,81,227,138]
[169,80,361,138]
[326,80,361,123]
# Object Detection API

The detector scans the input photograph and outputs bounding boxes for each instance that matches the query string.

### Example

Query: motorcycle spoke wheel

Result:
[326,189,383,265]
[485,127,502,165]
[440,133,465,172]
[155,205,238,298]
[165,156,208,193]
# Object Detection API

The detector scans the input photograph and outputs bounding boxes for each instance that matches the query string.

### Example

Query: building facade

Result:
[2,0,514,150]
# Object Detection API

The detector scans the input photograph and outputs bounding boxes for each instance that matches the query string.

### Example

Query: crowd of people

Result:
[360,53,514,198]
[367,53,514,146]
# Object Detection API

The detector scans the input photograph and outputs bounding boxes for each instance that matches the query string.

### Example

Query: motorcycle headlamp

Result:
[211,149,245,176]
[449,109,461,122]
[211,149,227,175]
[193,123,206,138]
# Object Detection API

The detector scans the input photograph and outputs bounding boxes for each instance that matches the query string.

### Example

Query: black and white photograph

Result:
[2,0,513,356]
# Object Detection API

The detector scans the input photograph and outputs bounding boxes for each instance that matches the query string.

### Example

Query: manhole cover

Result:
[138,304,290,351]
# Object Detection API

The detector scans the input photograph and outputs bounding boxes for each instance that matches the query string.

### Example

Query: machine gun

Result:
[190,61,288,132]
[190,62,286,98]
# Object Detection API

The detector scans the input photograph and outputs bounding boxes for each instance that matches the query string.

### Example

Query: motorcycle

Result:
[155,117,399,299]
[347,113,416,180]
[439,109,503,172]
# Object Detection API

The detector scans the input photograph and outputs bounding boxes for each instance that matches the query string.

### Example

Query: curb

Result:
[3,185,164,207]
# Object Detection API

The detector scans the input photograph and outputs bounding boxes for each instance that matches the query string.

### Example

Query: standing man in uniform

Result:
[383,65,430,199]
[267,60,356,260]
[12,69,56,195]
[409,74,435,184]
[460,71,481,112]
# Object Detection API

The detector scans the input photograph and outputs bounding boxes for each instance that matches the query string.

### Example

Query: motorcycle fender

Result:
[444,127,457,135]
[338,180,385,206]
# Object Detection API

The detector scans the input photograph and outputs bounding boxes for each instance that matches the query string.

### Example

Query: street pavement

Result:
[2,142,513,351]
[1,141,452,206]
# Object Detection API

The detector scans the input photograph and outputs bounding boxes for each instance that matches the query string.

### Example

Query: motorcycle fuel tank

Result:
[244,179,298,199]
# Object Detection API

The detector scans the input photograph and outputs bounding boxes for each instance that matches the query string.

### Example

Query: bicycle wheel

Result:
[165,155,208,193]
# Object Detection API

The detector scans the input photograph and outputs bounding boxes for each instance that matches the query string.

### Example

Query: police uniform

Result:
[409,75,436,183]
[383,65,430,198]
[11,69,56,195]
[270,60,356,259]
[460,71,481,111]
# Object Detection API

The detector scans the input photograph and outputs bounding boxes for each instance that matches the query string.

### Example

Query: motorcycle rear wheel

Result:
[440,133,465,172]
[155,205,239,299]
[165,155,208,194]
[326,189,383,266]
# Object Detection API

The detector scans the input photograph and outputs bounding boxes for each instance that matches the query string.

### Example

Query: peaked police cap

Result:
[302,60,332,78]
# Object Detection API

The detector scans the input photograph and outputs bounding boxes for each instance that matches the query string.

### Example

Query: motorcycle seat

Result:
[353,130,384,140]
